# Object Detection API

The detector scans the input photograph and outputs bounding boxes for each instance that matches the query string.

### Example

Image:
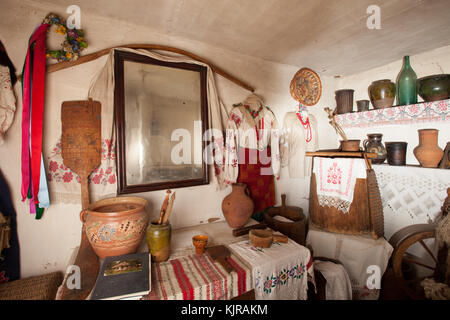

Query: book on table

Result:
[90,252,151,300]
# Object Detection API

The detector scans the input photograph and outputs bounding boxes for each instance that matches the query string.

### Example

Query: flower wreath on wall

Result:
[43,13,88,62]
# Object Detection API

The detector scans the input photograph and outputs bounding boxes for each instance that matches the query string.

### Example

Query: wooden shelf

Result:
[306,150,378,158]
[335,99,450,129]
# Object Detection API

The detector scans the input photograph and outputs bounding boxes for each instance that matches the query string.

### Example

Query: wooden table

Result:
[141,219,313,300]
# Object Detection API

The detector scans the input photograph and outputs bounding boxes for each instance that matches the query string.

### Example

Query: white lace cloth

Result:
[313,157,367,214]
[373,164,450,239]
[229,237,313,300]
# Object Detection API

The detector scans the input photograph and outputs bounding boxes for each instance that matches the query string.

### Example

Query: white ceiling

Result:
[41,0,450,76]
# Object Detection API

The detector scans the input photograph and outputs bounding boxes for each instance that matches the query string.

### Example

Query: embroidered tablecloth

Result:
[313,157,367,214]
[144,252,251,300]
[229,238,313,300]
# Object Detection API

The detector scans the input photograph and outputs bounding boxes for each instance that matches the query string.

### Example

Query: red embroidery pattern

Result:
[0,271,9,284]
[318,158,354,196]
[47,140,116,185]
[327,162,342,185]
[230,113,241,126]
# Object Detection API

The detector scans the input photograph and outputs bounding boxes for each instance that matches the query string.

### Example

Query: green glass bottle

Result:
[396,56,418,106]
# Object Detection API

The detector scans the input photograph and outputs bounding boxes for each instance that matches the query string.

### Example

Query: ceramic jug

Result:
[413,129,444,168]
[363,133,387,164]
[222,183,254,229]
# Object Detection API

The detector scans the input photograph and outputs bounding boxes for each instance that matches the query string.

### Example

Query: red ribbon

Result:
[21,24,49,204]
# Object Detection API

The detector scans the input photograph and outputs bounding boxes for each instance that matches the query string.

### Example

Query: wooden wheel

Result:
[389,224,437,299]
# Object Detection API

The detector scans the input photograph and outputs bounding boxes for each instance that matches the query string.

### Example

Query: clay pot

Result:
[418,74,450,102]
[386,142,407,166]
[222,183,254,229]
[147,222,171,262]
[413,129,444,168]
[81,197,149,260]
[368,79,396,109]
[335,89,354,114]
[356,100,370,112]
[363,133,387,164]
[340,139,361,151]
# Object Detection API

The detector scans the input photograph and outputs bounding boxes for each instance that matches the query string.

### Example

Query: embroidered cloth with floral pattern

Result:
[229,236,313,300]
[313,157,366,214]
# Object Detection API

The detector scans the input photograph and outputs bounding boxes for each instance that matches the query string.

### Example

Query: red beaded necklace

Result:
[244,104,264,119]
[296,104,312,142]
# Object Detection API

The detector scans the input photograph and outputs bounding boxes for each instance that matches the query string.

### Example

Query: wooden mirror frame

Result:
[114,50,210,194]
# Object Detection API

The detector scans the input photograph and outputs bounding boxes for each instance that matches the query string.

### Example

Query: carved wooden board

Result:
[59,99,101,300]
[61,99,101,209]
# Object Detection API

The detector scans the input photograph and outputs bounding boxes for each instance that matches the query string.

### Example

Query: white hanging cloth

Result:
[280,108,318,178]
[0,65,16,145]
[47,47,230,204]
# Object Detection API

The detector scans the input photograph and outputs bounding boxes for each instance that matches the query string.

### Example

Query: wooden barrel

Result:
[309,173,372,236]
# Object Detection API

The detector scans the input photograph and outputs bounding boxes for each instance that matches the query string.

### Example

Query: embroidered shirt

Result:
[224,103,280,184]
[0,65,16,145]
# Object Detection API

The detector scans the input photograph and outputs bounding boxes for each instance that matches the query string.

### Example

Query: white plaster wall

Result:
[0,0,337,277]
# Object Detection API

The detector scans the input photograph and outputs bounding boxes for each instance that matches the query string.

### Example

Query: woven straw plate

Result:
[290,68,322,106]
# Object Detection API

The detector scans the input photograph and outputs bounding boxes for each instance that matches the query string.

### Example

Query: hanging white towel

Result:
[313,157,366,213]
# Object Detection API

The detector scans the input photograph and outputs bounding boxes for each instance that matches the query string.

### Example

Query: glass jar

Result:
[146,222,171,262]
[363,133,387,164]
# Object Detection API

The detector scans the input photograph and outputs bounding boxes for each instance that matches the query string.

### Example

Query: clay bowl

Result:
[418,74,450,102]
[81,197,149,259]
[340,139,361,152]
[249,229,273,248]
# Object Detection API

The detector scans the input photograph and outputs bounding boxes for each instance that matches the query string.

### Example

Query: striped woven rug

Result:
[144,253,252,300]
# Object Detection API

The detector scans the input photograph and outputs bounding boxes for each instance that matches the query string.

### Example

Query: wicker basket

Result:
[0,271,63,300]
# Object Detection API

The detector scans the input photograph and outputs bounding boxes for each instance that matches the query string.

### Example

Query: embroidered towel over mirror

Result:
[312,157,366,214]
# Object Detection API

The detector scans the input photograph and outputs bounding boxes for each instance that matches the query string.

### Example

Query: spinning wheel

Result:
[389,224,437,299]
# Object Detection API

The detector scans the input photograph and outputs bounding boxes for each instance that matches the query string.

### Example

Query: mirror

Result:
[114,51,209,194]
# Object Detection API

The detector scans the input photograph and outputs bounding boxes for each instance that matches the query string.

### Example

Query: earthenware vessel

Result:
[249,229,273,248]
[396,56,418,106]
[386,142,408,166]
[356,100,370,112]
[222,183,254,229]
[363,133,387,164]
[340,139,361,152]
[147,222,171,262]
[192,234,208,254]
[413,129,444,168]
[335,89,354,114]
[368,79,396,109]
[81,197,149,259]
[418,74,450,102]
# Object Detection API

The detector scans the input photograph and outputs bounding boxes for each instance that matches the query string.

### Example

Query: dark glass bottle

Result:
[396,56,417,106]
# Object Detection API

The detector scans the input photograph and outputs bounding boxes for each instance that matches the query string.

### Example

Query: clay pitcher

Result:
[222,183,254,229]
[413,129,444,168]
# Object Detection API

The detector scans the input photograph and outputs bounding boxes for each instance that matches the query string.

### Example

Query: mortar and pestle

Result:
[263,194,306,245]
